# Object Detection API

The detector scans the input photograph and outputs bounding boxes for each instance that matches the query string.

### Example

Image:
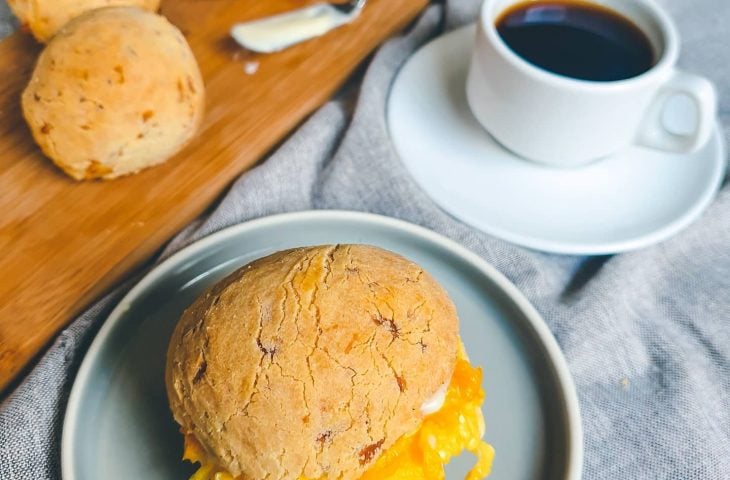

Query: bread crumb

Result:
[244,61,259,75]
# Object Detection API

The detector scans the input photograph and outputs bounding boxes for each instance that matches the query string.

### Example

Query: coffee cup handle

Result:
[636,69,717,153]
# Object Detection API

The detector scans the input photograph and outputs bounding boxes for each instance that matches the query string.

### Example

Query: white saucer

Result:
[388,25,726,255]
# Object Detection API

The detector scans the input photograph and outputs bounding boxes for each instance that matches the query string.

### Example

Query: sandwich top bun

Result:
[21,7,205,180]
[166,245,460,480]
[8,0,161,42]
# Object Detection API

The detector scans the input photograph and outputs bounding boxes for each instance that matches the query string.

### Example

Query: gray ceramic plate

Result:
[62,211,582,480]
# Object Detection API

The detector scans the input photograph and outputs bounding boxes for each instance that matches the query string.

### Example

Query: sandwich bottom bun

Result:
[166,245,494,480]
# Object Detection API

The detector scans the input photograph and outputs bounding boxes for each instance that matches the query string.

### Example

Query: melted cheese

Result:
[357,357,494,480]
[182,358,494,480]
[182,437,228,480]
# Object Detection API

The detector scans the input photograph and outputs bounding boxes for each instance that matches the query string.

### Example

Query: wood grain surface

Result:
[0,0,427,392]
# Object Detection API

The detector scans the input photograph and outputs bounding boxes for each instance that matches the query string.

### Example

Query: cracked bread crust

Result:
[8,0,161,42]
[21,7,204,180]
[166,245,459,480]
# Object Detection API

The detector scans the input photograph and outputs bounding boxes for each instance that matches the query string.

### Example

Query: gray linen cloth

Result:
[1,0,729,479]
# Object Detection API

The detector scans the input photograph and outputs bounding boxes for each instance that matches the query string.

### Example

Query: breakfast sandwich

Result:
[166,245,494,480]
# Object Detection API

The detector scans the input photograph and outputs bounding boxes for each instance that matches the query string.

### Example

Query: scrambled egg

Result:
[182,358,494,480]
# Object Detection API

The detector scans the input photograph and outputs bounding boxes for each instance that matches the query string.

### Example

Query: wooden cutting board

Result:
[0,0,427,392]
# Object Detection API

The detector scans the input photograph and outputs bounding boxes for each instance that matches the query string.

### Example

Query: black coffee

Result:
[496,1,654,81]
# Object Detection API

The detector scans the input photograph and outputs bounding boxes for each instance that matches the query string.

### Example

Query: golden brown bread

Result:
[165,245,459,480]
[8,0,161,42]
[21,7,205,180]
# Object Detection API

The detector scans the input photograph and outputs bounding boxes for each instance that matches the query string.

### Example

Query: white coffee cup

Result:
[466,0,718,167]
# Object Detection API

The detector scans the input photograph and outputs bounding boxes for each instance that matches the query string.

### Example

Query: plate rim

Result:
[387,24,727,255]
[62,209,584,479]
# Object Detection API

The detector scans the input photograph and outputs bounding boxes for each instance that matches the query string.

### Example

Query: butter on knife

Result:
[230,1,365,53]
